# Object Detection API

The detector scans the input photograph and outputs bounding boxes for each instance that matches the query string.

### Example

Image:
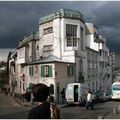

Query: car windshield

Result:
[112,85,120,90]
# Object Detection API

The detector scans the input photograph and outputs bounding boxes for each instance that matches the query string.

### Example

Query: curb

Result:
[13,97,68,108]
[13,97,39,107]
[13,97,25,106]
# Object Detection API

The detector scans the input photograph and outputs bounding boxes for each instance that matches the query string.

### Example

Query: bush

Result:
[14,93,21,98]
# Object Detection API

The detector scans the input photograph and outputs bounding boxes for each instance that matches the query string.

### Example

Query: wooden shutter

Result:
[32,66,34,76]
[49,65,52,77]
[41,65,44,77]
[67,65,70,76]
[29,66,31,76]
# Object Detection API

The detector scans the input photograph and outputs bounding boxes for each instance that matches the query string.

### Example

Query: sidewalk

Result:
[13,96,67,108]
[13,96,38,107]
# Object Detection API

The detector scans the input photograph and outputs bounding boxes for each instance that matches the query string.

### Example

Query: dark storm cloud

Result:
[0,1,120,56]
[0,1,72,48]
[83,1,120,54]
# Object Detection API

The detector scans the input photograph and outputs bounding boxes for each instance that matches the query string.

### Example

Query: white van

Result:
[65,83,89,105]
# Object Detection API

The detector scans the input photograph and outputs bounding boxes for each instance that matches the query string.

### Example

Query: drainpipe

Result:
[74,51,77,83]
[74,62,76,83]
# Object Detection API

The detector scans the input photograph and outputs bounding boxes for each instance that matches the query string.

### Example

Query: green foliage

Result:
[0,61,7,89]
[0,61,7,68]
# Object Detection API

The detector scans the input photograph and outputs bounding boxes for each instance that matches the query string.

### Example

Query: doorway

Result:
[74,85,78,102]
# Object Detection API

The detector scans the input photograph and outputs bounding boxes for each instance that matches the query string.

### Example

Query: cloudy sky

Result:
[0,1,120,65]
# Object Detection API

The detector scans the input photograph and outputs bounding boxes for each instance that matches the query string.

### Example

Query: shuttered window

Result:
[29,66,34,76]
[41,65,44,77]
[48,65,52,77]
[67,65,74,76]
[41,65,52,77]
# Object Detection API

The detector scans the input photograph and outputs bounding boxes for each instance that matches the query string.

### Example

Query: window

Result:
[80,27,84,50]
[20,65,24,74]
[100,51,102,56]
[44,27,53,34]
[18,47,25,58]
[113,85,120,90]
[29,66,34,76]
[45,65,49,77]
[96,81,98,91]
[43,45,53,52]
[36,45,39,51]
[41,65,52,77]
[66,24,78,47]
[67,65,74,76]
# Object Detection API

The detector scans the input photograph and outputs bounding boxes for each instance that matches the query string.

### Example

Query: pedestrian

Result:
[25,90,31,102]
[48,95,61,119]
[61,88,65,104]
[28,83,50,119]
[30,92,34,105]
[86,89,94,110]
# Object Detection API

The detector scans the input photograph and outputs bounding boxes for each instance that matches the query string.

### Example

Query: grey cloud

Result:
[0,1,71,48]
[0,1,120,56]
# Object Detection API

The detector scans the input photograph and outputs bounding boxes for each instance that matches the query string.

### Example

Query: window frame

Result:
[29,66,34,76]
[41,65,52,77]
[43,27,53,35]
[66,24,78,47]
[67,65,74,76]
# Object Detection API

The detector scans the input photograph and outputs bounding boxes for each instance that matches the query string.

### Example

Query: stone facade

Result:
[8,8,115,103]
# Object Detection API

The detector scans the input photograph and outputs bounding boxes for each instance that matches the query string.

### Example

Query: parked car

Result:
[103,93,111,101]
[93,90,111,103]
[98,93,111,102]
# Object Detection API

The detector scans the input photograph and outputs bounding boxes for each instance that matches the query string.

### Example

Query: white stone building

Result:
[85,23,112,94]
[31,8,86,103]
[8,50,18,95]
[17,33,39,94]
[8,8,114,103]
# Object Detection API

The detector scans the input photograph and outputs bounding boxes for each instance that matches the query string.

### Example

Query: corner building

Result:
[8,8,114,104]
[31,8,86,103]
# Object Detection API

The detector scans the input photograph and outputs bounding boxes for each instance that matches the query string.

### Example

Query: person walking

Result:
[28,83,50,119]
[25,90,31,102]
[61,88,65,104]
[86,89,94,110]
[48,95,61,119]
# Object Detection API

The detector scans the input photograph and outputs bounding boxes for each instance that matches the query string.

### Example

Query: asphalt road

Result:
[0,93,120,119]
[60,101,119,119]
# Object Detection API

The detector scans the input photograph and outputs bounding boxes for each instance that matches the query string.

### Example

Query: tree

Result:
[0,61,7,90]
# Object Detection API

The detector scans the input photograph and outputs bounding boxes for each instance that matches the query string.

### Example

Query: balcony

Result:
[99,35,106,43]
[94,34,105,44]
